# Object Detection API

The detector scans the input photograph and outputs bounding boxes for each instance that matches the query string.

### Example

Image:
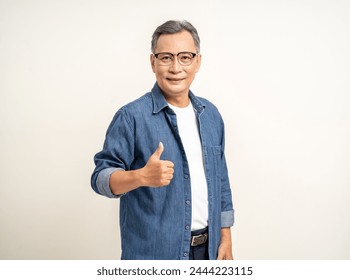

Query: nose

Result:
[168,56,182,74]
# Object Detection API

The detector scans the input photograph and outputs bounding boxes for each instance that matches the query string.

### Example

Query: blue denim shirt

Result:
[91,83,234,260]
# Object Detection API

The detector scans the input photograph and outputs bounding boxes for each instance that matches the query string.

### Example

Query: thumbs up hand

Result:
[140,142,174,187]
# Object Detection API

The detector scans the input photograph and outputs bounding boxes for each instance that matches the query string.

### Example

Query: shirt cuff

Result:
[96,167,124,198]
[221,209,235,227]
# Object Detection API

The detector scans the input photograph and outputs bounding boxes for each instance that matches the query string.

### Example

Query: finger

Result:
[152,142,164,160]
[168,168,174,174]
[163,160,174,168]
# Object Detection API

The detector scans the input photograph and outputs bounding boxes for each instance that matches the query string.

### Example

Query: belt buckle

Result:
[191,233,208,246]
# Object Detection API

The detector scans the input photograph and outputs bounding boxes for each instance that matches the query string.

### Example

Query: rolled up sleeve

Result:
[96,167,125,198]
[221,209,235,228]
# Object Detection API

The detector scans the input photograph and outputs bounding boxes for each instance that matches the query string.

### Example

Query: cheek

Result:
[154,67,166,77]
[185,68,197,78]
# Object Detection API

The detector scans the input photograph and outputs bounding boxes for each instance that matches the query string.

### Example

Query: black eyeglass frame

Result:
[153,52,198,65]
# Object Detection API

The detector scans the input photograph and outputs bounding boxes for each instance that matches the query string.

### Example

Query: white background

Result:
[1,0,349,259]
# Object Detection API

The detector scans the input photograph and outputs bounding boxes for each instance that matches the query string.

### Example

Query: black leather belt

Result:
[190,233,208,246]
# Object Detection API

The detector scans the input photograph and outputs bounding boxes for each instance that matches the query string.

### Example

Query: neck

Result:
[166,96,190,108]
[163,92,190,108]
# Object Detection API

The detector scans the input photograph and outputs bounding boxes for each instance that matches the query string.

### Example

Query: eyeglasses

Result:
[153,52,197,66]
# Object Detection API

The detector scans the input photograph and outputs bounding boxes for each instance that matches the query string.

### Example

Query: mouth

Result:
[166,77,185,82]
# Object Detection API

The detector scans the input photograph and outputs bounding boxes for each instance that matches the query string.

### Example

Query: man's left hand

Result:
[217,227,234,260]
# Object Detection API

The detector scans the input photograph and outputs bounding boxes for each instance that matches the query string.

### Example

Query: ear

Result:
[150,54,156,73]
[195,53,202,73]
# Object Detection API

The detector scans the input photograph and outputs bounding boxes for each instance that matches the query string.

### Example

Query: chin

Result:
[164,86,188,96]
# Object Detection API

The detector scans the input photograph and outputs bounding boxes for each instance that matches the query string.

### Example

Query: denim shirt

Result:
[91,83,234,260]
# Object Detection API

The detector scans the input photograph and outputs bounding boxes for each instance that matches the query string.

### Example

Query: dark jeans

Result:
[189,227,209,260]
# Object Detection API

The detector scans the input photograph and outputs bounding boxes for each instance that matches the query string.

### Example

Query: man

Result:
[91,20,234,260]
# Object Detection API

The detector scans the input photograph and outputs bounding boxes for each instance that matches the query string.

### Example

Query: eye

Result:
[179,53,193,64]
[180,55,191,61]
[159,54,173,61]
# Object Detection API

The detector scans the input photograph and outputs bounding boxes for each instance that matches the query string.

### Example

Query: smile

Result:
[166,78,185,82]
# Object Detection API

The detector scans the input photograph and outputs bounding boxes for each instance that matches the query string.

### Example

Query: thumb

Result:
[151,142,164,160]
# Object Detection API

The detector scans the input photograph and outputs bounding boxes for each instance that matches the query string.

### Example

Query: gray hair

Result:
[151,20,200,53]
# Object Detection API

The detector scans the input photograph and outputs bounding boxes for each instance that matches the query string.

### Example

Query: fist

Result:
[140,142,174,187]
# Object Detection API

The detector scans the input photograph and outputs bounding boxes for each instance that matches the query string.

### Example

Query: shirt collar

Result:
[151,82,205,114]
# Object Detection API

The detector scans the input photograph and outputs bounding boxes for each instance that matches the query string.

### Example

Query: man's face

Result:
[150,31,201,103]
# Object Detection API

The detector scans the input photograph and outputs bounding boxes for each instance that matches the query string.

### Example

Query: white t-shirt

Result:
[168,102,208,231]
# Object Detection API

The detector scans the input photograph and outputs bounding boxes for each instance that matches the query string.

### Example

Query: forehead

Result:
[155,30,197,53]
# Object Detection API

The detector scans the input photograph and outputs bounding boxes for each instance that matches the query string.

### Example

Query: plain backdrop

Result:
[1,0,349,259]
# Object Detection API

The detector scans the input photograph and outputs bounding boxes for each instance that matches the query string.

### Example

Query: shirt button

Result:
[185,200,191,205]
[185,225,190,230]
[183,252,188,257]
[184,174,189,179]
